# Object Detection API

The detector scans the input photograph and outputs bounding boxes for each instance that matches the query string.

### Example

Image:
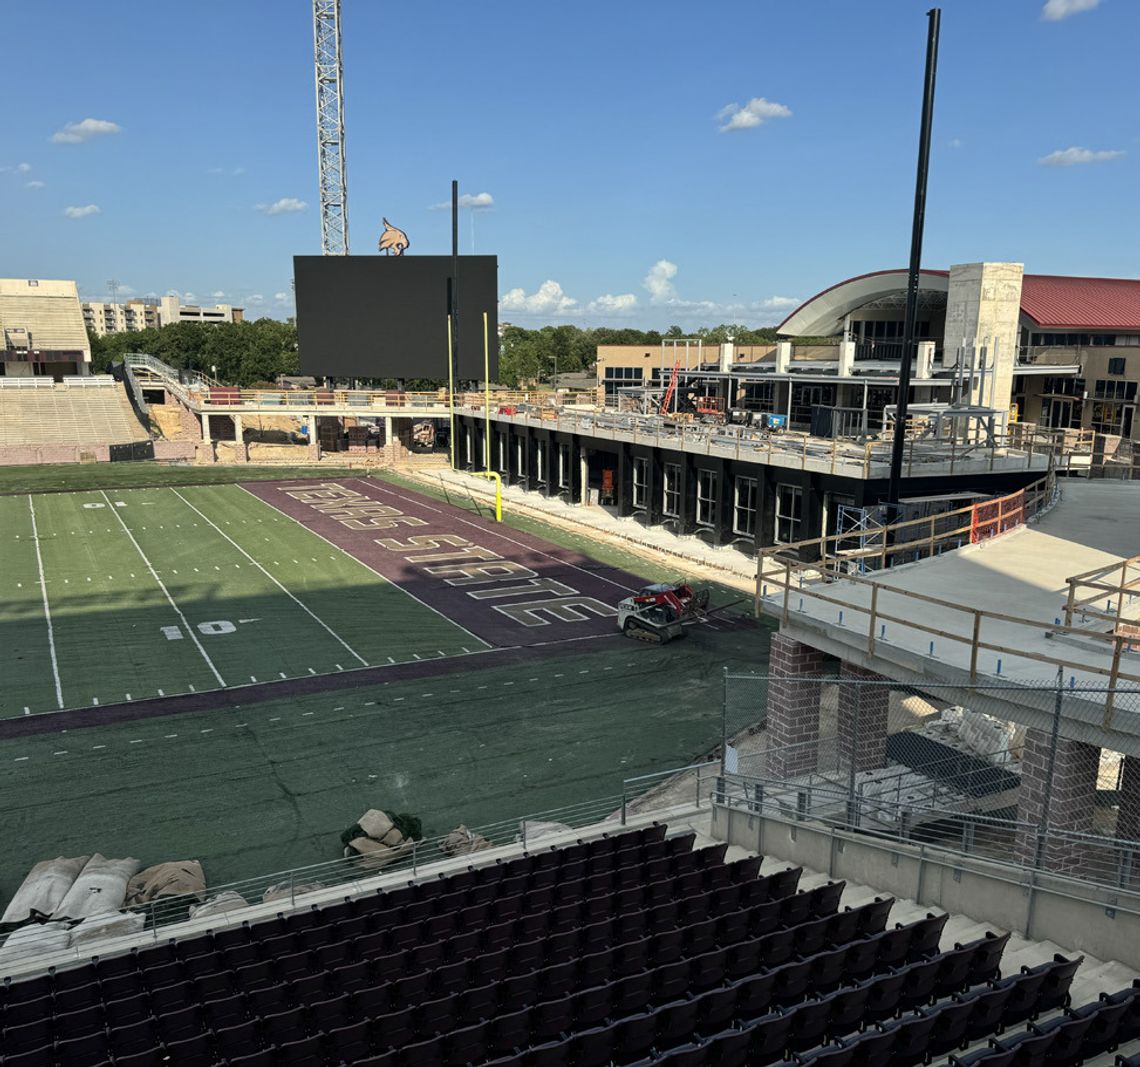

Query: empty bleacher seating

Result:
[0,377,146,447]
[0,823,1129,1067]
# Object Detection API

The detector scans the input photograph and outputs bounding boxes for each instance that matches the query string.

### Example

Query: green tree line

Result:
[88,319,299,387]
[498,323,780,387]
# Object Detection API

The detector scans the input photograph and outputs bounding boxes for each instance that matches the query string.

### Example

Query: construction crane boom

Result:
[312,0,349,255]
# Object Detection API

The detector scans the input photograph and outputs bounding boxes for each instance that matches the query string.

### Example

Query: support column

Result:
[1014,728,1100,871]
[306,414,320,462]
[837,663,891,773]
[232,415,248,462]
[384,417,393,447]
[765,632,826,779]
[579,445,589,505]
[1116,755,1140,842]
[200,413,212,441]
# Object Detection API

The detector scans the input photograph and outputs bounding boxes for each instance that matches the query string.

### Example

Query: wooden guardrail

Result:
[1064,556,1140,631]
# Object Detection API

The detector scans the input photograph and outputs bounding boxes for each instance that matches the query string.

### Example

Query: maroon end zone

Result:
[242,477,649,649]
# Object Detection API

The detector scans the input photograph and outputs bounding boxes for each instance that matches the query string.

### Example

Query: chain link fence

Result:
[718,670,1140,891]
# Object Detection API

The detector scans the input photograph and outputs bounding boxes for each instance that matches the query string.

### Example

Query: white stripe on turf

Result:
[170,488,369,667]
[100,489,226,688]
[27,496,64,709]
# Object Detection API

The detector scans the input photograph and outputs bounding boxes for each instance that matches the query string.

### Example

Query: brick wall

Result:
[0,444,111,466]
[765,632,826,779]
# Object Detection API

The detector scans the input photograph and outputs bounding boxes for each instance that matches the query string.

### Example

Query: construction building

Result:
[594,264,1140,444]
[0,278,91,378]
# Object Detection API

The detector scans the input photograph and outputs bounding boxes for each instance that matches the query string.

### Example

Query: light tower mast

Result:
[312,0,349,255]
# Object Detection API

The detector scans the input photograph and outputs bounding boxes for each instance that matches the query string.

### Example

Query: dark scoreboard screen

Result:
[294,255,498,380]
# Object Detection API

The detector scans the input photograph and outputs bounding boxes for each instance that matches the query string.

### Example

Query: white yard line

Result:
[171,489,368,667]
[358,478,640,594]
[100,490,226,688]
[236,484,492,650]
[27,497,64,709]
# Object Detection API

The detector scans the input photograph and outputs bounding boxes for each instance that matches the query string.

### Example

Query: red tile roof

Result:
[1019,274,1140,331]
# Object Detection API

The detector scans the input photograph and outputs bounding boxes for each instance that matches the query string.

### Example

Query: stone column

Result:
[837,663,891,773]
[1014,728,1100,871]
[579,445,589,505]
[200,413,211,441]
[765,632,826,779]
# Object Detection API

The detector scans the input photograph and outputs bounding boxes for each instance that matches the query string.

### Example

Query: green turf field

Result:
[0,485,481,716]
[0,621,770,889]
[0,463,360,495]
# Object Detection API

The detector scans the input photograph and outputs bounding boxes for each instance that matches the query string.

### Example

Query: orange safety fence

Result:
[970,489,1025,544]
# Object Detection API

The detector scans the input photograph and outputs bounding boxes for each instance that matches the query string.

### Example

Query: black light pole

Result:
[887,7,941,508]
[450,178,459,373]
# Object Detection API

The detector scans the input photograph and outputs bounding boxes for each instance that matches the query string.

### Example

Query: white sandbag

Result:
[69,911,146,947]
[357,809,394,840]
[441,826,492,856]
[53,855,142,921]
[188,891,248,919]
[2,856,90,924]
[518,820,573,844]
[0,922,72,967]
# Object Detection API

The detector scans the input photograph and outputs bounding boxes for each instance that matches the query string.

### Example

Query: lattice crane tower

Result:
[312,0,349,255]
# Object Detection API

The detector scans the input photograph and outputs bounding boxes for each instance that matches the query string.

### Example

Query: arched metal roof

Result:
[777,269,950,337]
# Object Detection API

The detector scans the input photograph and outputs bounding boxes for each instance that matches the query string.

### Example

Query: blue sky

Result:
[1,0,1136,328]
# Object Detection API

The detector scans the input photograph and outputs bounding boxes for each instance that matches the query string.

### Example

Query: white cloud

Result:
[644,260,679,303]
[256,197,307,215]
[209,165,245,176]
[758,295,799,311]
[51,118,122,144]
[587,293,638,314]
[212,290,225,299]
[116,285,136,297]
[63,204,101,219]
[1038,146,1125,166]
[17,162,30,173]
[274,291,291,303]
[246,294,265,305]
[948,138,963,149]
[500,280,579,315]
[183,292,196,302]
[1042,0,1100,20]
[25,180,45,189]
[716,97,792,133]
[430,191,495,210]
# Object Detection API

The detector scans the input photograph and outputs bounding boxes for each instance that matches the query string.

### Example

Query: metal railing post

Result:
[620,794,627,826]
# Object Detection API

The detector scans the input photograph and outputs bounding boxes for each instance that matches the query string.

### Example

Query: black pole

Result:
[887,7,941,508]
[450,179,459,381]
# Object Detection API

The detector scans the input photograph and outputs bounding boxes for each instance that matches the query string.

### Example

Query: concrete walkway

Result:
[403,467,758,590]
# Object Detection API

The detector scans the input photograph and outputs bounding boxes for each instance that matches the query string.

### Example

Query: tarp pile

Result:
[0,855,211,967]
[440,825,492,856]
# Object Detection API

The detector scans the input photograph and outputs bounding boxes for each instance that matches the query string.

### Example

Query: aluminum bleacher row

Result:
[0,825,1136,1066]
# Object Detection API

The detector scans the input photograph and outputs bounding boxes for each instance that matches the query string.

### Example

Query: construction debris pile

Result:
[341,809,423,869]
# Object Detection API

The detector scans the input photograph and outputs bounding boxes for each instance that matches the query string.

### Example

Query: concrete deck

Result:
[761,481,1140,748]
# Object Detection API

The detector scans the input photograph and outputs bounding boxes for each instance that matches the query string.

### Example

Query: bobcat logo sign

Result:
[378,218,409,256]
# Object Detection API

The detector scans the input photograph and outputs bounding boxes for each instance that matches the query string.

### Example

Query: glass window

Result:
[535,441,546,484]
[1108,357,1126,376]
[515,437,527,476]
[790,383,836,426]
[733,477,758,537]
[558,443,572,488]
[602,365,644,403]
[663,463,681,518]
[695,469,718,527]
[738,381,775,412]
[632,457,649,509]
[497,434,508,473]
[775,484,803,544]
